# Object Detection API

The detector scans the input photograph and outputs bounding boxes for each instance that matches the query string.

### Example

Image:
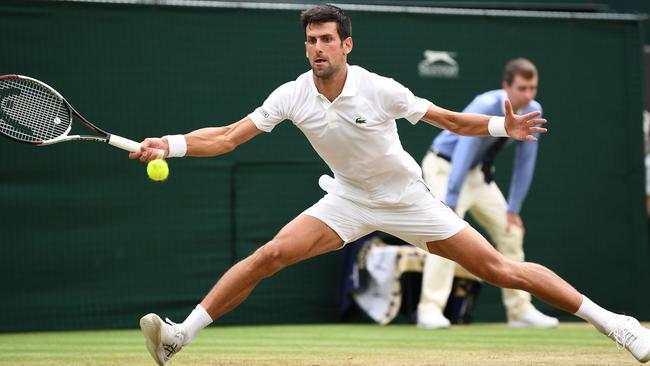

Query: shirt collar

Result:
[309,64,357,98]
[340,65,357,97]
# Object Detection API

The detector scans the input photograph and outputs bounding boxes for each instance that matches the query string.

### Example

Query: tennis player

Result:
[131,5,650,365]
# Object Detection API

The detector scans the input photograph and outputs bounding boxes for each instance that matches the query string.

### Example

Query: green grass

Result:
[0,323,639,366]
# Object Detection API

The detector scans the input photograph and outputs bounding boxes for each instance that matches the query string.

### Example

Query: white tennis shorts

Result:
[302,180,468,251]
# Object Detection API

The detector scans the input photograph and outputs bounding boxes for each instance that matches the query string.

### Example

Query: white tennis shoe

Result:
[417,310,451,329]
[606,315,650,363]
[507,307,559,328]
[139,313,185,366]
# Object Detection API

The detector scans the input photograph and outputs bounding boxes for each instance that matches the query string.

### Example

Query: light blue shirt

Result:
[432,89,542,214]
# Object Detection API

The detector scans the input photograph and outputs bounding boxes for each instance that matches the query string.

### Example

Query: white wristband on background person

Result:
[164,134,187,157]
[488,116,508,137]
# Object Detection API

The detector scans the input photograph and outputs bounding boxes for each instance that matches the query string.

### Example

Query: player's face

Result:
[503,74,538,110]
[305,22,352,79]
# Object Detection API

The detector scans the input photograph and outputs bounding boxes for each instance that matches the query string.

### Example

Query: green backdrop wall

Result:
[0,1,647,331]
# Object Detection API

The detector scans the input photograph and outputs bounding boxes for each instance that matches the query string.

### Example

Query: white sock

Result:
[574,295,619,334]
[181,304,213,346]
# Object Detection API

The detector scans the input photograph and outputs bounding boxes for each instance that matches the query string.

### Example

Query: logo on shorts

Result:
[354,117,366,124]
[418,50,459,78]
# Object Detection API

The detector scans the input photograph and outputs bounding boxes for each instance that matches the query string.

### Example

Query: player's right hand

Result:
[129,137,168,162]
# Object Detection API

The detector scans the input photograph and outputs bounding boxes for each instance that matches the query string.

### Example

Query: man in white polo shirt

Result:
[131,5,650,365]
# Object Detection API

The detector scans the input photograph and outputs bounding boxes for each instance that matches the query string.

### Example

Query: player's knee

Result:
[250,242,290,277]
[474,259,523,289]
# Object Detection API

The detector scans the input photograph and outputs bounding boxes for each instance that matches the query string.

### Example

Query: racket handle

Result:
[108,134,165,158]
[108,134,140,152]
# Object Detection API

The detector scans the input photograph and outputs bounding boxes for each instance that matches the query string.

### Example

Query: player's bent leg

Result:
[200,214,344,319]
[140,214,344,365]
[426,226,650,363]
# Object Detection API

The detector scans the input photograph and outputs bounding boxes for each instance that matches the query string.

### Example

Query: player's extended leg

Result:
[428,226,580,312]
[427,226,650,363]
[469,181,558,328]
[140,214,344,366]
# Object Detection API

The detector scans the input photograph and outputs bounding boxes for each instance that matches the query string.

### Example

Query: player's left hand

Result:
[504,99,547,142]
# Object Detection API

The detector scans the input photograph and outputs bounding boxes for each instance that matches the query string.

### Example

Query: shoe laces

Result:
[165,318,185,339]
[162,318,183,359]
[608,318,638,351]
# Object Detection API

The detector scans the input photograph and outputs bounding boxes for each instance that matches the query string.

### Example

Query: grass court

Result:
[0,322,639,366]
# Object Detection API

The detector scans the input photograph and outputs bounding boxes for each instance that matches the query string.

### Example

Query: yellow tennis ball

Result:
[146,159,169,182]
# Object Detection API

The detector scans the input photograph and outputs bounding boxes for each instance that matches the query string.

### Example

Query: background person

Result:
[417,58,558,329]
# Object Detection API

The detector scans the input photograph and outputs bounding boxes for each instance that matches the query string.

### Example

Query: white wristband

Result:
[488,116,508,137]
[164,134,187,157]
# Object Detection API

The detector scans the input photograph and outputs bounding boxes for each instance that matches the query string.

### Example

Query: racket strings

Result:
[0,79,71,143]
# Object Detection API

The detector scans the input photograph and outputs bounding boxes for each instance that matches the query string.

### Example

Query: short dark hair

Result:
[300,4,352,42]
[503,58,538,85]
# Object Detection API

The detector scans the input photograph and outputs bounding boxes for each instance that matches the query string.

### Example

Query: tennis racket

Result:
[0,74,162,156]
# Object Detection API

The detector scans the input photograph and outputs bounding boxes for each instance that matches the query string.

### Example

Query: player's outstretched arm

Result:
[422,99,547,141]
[129,116,262,162]
[184,117,262,157]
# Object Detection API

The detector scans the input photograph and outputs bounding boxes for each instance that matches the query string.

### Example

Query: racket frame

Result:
[0,74,145,153]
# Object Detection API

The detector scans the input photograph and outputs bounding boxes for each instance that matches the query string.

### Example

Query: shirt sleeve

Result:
[507,140,539,213]
[377,78,432,124]
[248,81,294,132]
[507,107,543,213]
[445,136,483,208]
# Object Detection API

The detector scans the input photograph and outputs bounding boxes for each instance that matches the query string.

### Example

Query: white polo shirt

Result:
[249,65,432,206]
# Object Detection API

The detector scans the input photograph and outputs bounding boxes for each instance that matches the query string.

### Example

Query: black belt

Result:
[429,148,493,182]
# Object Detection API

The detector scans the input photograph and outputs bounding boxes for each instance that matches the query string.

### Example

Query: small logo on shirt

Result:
[418,50,459,78]
[259,108,270,118]
[354,117,366,124]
